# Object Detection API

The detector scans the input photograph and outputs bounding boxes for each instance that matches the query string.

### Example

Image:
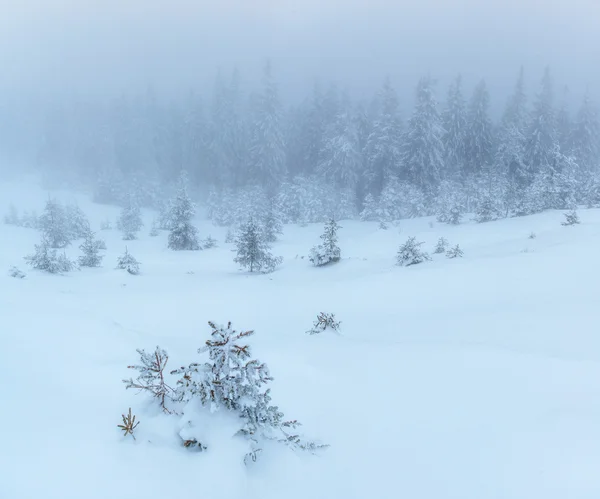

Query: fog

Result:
[2,0,599,106]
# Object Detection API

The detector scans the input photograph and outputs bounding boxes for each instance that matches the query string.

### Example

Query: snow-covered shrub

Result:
[163,321,326,462]
[116,247,140,275]
[39,198,71,248]
[167,172,200,251]
[118,196,143,240]
[78,227,104,267]
[396,237,431,266]
[4,204,19,225]
[234,219,282,273]
[360,193,378,222]
[8,266,26,278]
[474,193,504,223]
[65,204,90,240]
[225,227,236,244]
[149,220,159,237]
[436,181,464,225]
[117,408,140,440]
[262,199,284,243]
[433,237,449,254]
[306,312,341,335]
[157,200,173,230]
[561,210,580,226]
[202,236,217,249]
[528,232,536,239]
[309,219,341,267]
[446,244,464,258]
[24,237,76,273]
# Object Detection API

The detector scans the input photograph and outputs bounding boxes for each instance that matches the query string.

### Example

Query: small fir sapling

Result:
[78,226,104,267]
[262,200,284,243]
[225,227,236,243]
[8,266,26,278]
[149,219,160,237]
[234,219,282,273]
[306,312,341,335]
[118,196,143,240]
[24,236,76,273]
[561,209,580,226]
[446,244,464,258]
[202,235,217,249]
[65,204,90,239]
[433,237,449,254]
[117,408,140,440]
[123,347,174,413]
[396,237,431,266]
[116,247,140,275]
[309,219,341,267]
[528,231,537,239]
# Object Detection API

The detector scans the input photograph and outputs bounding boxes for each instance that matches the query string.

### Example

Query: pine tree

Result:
[524,67,556,176]
[401,76,445,192]
[248,62,286,191]
[78,226,104,267]
[561,209,580,226]
[363,77,403,196]
[39,198,71,248]
[556,86,572,153]
[309,219,341,267]
[570,92,600,173]
[118,195,143,240]
[442,75,468,178]
[436,180,464,225]
[234,219,282,273]
[465,79,494,176]
[261,199,283,243]
[446,244,464,258]
[433,237,449,254]
[396,237,431,266]
[168,171,201,250]
[501,67,528,133]
[116,247,140,275]
[65,204,90,240]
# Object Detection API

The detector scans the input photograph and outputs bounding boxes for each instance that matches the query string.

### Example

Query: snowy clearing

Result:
[2,179,600,499]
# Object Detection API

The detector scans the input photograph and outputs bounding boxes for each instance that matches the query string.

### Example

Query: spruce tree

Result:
[78,226,104,267]
[465,80,494,176]
[570,92,600,173]
[401,76,445,192]
[117,247,140,275]
[168,171,200,250]
[309,219,341,267]
[396,237,431,267]
[39,198,71,248]
[442,75,468,178]
[234,219,282,273]
[118,195,143,240]
[25,236,75,273]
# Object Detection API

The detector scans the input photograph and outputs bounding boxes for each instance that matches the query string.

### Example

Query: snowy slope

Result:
[1,178,600,499]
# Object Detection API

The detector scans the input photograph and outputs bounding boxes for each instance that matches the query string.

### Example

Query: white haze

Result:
[1,0,599,108]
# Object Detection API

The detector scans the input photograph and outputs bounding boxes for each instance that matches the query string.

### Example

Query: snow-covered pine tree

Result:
[39,198,71,248]
[309,219,341,267]
[561,209,580,226]
[401,76,445,193]
[261,198,283,243]
[446,244,464,258]
[24,236,76,273]
[202,235,218,249]
[116,247,140,275]
[359,193,378,221]
[78,226,104,267]
[248,62,286,191]
[118,195,143,240]
[306,312,341,335]
[234,218,282,273]
[168,171,201,250]
[524,67,556,177]
[556,86,572,153]
[149,219,159,237]
[465,79,494,176]
[433,237,449,254]
[363,77,403,196]
[569,92,600,173]
[436,180,464,224]
[442,75,468,178]
[396,237,431,266]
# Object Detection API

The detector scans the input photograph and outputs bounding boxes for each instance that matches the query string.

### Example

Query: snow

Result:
[2,178,600,498]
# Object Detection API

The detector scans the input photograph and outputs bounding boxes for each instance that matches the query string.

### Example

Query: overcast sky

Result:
[1,0,599,110]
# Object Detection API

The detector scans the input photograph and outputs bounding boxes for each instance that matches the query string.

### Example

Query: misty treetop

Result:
[8,64,600,226]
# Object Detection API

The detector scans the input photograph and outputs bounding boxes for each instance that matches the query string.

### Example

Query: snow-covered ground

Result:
[2,178,600,499]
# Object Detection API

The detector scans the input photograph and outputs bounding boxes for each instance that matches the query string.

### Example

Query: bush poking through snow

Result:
[24,237,76,273]
[116,247,140,275]
[78,227,104,267]
[234,219,282,273]
[396,237,431,266]
[309,219,341,267]
[433,237,449,254]
[528,232,537,239]
[306,312,341,335]
[124,321,327,463]
[561,210,580,226]
[202,235,217,249]
[446,244,464,259]
[123,347,174,413]
[117,408,140,440]
[8,266,26,278]
[149,219,159,237]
